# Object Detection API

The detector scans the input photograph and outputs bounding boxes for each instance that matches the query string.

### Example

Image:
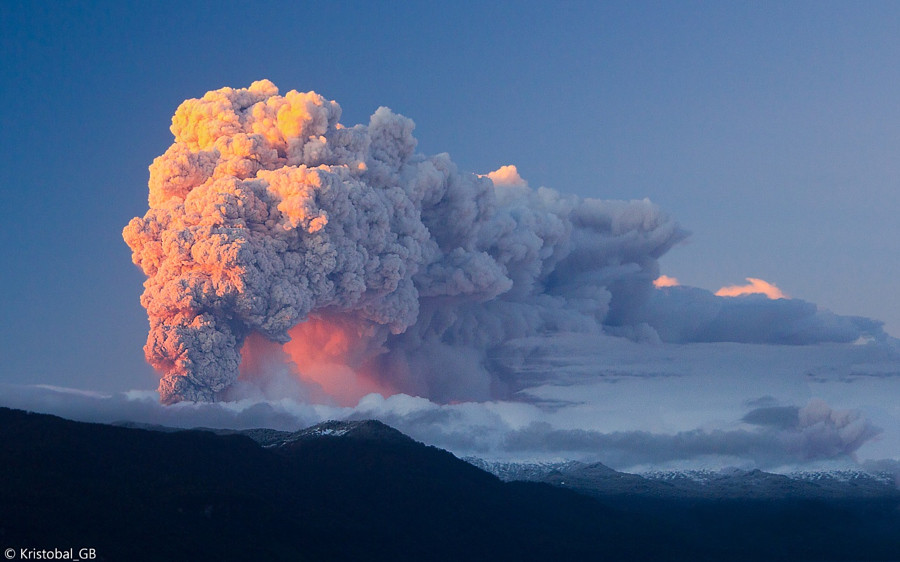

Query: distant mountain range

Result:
[467,458,900,500]
[2,407,899,561]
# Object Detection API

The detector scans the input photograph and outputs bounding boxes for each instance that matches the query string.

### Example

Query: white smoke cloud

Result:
[124,81,686,404]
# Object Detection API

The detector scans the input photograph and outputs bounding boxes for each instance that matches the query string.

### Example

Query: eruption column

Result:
[124,81,685,404]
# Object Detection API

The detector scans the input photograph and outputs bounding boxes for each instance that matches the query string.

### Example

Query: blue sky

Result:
[2,0,900,398]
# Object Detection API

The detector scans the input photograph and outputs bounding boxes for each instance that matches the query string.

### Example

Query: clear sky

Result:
[2,0,900,397]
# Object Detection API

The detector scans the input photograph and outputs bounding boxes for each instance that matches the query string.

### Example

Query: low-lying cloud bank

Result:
[351,395,882,470]
[0,381,888,474]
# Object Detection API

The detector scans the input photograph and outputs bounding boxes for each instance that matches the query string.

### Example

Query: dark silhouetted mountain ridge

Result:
[2,408,900,561]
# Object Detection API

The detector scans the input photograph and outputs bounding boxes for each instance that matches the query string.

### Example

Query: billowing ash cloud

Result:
[124,80,685,404]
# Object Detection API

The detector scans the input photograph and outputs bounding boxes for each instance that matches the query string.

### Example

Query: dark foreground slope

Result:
[1,408,899,561]
[0,408,675,561]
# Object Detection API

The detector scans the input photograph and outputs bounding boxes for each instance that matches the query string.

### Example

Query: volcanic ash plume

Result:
[124,80,685,404]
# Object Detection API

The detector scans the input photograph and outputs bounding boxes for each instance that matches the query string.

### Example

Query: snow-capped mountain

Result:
[468,459,900,499]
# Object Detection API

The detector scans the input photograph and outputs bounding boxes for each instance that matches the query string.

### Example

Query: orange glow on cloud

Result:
[283,318,396,406]
[483,165,527,187]
[715,277,787,300]
[653,275,680,288]
[239,317,396,407]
